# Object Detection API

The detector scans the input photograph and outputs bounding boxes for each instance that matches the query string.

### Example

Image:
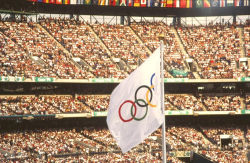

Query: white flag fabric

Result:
[107,47,164,153]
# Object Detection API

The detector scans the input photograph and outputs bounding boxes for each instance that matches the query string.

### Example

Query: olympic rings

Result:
[118,73,158,123]
[135,85,152,107]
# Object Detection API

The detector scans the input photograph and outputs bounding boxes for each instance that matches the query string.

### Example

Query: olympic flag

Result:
[107,47,164,153]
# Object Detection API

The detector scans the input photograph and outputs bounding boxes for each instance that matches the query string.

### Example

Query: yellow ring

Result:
[146,85,157,108]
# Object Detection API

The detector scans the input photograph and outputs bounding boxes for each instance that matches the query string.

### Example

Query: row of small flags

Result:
[29,0,250,7]
[196,0,249,7]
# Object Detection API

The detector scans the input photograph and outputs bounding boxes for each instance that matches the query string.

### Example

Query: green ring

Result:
[130,99,148,121]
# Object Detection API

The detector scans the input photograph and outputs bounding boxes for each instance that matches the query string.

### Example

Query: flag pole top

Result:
[158,34,167,45]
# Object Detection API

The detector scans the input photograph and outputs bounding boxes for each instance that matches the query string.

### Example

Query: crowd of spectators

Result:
[177,24,242,79]
[201,95,241,111]
[247,127,250,143]
[77,95,110,112]
[130,21,192,78]
[1,20,89,79]
[1,18,250,79]
[0,94,246,116]
[0,95,91,115]
[91,22,150,73]
[0,126,248,162]
[244,95,250,110]
[0,128,174,162]
[39,18,127,79]
[244,23,250,57]
[165,94,204,111]
[201,126,247,162]
[0,22,50,78]
[1,17,250,162]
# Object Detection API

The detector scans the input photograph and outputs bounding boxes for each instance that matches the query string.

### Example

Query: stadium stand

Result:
[0,2,250,161]
[0,125,249,162]
[177,24,243,79]
[1,18,250,79]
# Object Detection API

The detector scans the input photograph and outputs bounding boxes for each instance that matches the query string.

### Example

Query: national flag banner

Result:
[98,0,103,5]
[240,0,245,6]
[211,0,219,7]
[43,0,50,3]
[110,0,113,5]
[220,0,226,7]
[107,47,164,153]
[76,0,84,4]
[227,0,234,6]
[244,0,249,6]
[161,0,167,7]
[235,0,244,6]
[62,0,70,4]
[56,0,62,3]
[186,0,192,8]
[153,0,160,6]
[127,0,134,6]
[204,0,211,7]
[141,0,147,6]
[120,0,127,6]
[147,0,153,7]
[173,0,179,7]
[49,0,56,3]
[134,0,140,6]
[166,0,173,7]
[196,0,203,7]
[70,0,77,4]
[114,0,120,6]
[56,0,62,4]
[85,0,91,4]
[92,0,98,5]
[180,0,186,8]
[235,0,239,6]
[37,0,43,2]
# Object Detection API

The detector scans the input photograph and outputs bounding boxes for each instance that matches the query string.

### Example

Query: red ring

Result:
[118,100,137,122]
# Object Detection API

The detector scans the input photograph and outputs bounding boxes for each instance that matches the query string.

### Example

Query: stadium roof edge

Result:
[1,0,250,17]
[31,4,250,17]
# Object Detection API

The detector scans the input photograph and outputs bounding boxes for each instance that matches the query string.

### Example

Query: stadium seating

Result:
[1,18,250,79]
[0,126,248,162]
[0,17,250,162]
[177,25,242,79]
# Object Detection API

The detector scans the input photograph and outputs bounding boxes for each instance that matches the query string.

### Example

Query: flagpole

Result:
[159,37,166,163]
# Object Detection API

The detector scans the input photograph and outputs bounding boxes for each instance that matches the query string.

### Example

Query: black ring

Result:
[134,85,152,107]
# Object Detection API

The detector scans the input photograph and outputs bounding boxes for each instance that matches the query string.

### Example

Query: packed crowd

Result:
[201,126,246,162]
[0,95,91,115]
[39,18,127,79]
[244,25,250,57]
[91,23,150,73]
[244,95,250,110]
[0,126,248,162]
[0,94,246,116]
[77,95,110,112]
[177,24,242,79]
[201,95,241,111]
[1,18,250,79]
[247,127,250,142]
[165,94,204,111]
[0,22,50,78]
[130,21,189,77]
[1,21,89,79]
